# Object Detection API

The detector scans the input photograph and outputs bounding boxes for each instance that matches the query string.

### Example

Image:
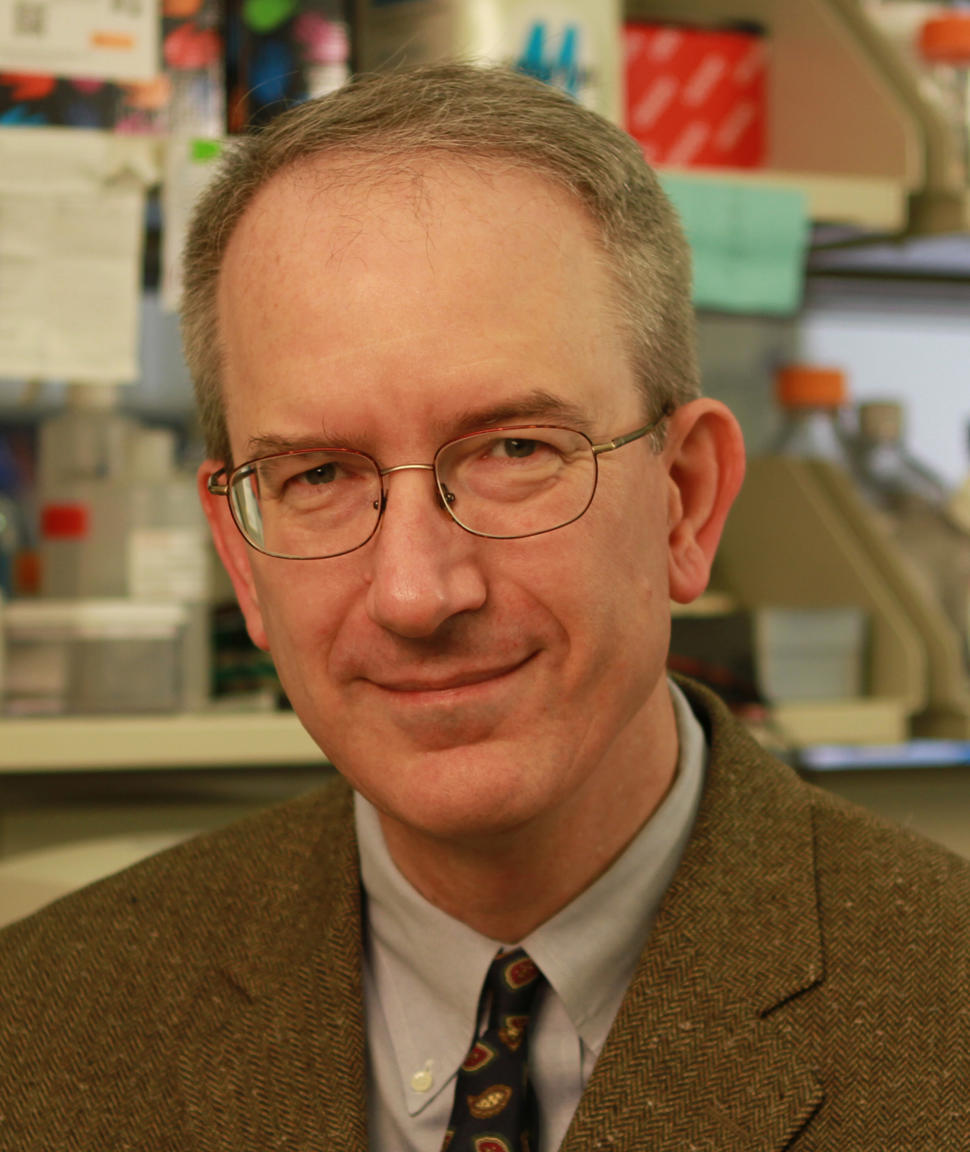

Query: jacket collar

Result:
[176,782,369,1152]
[561,678,824,1151]
[175,679,823,1151]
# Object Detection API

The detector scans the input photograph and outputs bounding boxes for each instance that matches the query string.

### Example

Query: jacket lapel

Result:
[561,683,825,1152]
[176,783,369,1152]
[174,683,824,1151]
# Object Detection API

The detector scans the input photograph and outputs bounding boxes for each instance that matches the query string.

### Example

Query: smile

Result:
[371,656,534,695]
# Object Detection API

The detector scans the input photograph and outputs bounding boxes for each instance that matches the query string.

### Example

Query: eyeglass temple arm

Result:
[590,404,674,456]
[207,468,230,496]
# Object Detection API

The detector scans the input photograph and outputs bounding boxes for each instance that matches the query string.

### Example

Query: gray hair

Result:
[181,62,699,463]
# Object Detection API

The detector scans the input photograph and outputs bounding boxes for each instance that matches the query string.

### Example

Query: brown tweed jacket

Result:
[2,679,969,1151]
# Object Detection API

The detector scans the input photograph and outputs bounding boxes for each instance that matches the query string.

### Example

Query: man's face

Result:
[207,158,682,853]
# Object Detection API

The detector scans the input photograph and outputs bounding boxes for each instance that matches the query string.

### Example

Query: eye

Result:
[298,462,339,486]
[485,436,565,464]
[255,451,374,503]
[497,438,540,459]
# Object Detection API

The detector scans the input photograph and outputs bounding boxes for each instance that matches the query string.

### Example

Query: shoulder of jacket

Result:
[0,773,355,991]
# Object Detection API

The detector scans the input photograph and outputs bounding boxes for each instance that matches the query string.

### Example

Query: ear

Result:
[662,398,746,605]
[197,460,271,651]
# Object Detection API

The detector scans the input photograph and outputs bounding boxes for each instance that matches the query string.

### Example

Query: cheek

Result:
[559,489,672,685]
[248,562,352,681]
[568,480,669,614]
[526,504,669,668]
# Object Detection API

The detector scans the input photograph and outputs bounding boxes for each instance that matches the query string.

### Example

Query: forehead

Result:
[217,155,637,455]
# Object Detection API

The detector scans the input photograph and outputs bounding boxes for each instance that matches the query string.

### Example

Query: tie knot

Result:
[484,948,544,1028]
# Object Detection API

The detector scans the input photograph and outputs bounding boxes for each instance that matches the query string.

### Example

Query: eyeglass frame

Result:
[206,405,673,560]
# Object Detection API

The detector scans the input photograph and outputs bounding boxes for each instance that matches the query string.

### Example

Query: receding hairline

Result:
[224,143,628,257]
[215,149,644,432]
[181,64,700,464]
[217,148,650,387]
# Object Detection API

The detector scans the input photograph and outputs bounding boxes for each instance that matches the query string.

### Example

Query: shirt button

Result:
[411,1066,434,1093]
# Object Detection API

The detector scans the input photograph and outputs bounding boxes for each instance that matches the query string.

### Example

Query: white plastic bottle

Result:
[37,384,136,599]
[125,426,211,711]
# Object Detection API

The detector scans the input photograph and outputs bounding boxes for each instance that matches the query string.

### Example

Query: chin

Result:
[363,741,560,842]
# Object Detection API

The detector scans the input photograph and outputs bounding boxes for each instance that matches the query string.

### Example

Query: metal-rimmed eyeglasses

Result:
[206,410,670,560]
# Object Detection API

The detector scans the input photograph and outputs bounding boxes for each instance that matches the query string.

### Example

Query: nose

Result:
[364,467,488,638]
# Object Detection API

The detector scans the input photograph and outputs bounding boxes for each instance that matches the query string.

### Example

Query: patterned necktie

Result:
[441,947,546,1152]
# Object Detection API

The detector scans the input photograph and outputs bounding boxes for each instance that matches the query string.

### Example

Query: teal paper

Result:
[659,174,809,315]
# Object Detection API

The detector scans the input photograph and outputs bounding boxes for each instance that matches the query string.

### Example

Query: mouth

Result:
[371,655,534,695]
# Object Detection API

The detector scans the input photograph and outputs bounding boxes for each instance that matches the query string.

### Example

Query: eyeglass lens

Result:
[229,427,598,559]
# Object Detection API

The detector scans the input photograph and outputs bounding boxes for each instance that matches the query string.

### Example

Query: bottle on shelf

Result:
[37,383,137,599]
[918,9,970,189]
[849,399,948,513]
[0,475,20,602]
[32,384,212,713]
[849,397,970,673]
[946,418,970,537]
[768,363,854,466]
[124,425,211,712]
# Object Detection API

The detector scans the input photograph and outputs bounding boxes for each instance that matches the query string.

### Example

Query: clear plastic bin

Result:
[3,599,188,716]
[754,606,869,702]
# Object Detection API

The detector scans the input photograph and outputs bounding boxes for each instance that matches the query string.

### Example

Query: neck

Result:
[377,686,680,941]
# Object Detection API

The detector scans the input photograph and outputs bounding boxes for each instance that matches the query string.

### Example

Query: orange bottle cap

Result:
[775,365,847,408]
[919,13,970,66]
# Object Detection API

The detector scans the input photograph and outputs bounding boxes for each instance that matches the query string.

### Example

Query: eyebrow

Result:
[446,391,595,437]
[244,429,361,459]
[243,389,597,461]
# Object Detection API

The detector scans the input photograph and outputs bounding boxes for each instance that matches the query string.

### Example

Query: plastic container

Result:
[36,402,212,711]
[769,364,854,464]
[3,599,188,716]
[754,606,868,701]
[919,10,970,187]
[296,10,351,98]
[124,426,211,712]
[40,482,132,599]
[945,418,970,533]
[37,384,133,488]
[848,399,970,673]
[354,0,622,119]
[850,400,949,512]
[37,385,136,600]
[0,438,30,599]
[0,493,18,601]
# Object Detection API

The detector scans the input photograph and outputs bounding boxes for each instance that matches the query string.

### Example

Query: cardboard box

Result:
[624,22,767,168]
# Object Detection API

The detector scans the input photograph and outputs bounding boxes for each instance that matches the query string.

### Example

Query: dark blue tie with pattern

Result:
[441,947,546,1152]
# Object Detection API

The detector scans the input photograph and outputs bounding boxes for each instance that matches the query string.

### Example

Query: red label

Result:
[41,503,90,540]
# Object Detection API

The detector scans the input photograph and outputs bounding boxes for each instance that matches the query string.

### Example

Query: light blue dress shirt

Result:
[357,679,707,1151]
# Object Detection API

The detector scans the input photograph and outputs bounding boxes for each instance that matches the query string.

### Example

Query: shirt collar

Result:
[521,678,707,1054]
[356,678,707,1113]
[357,799,499,1114]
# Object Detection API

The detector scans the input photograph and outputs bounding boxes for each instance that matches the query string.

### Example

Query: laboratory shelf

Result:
[797,740,970,772]
[10,706,968,776]
[0,711,327,774]
[670,591,739,617]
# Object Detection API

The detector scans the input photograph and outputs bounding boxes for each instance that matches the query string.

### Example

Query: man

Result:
[2,64,968,1152]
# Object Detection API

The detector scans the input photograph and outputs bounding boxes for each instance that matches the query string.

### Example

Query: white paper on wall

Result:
[0,127,160,383]
[0,0,160,82]
[160,135,224,312]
